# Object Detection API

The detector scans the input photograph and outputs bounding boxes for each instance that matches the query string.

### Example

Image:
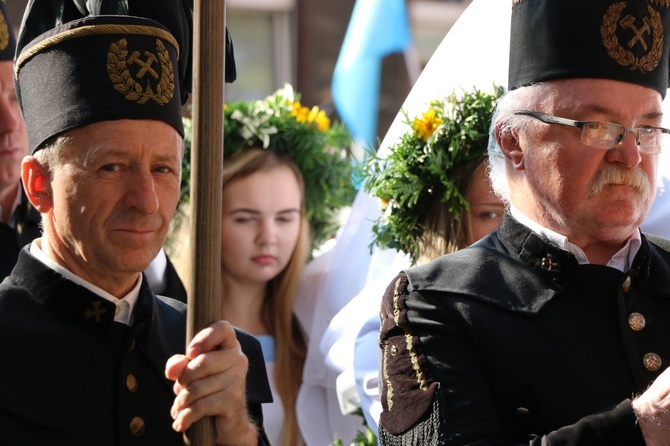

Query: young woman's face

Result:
[221,165,303,286]
[467,162,505,244]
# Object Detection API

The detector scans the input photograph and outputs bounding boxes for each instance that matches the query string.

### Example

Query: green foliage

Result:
[179,115,192,207]
[363,86,503,263]
[180,85,358,252]
[330,408,378,446]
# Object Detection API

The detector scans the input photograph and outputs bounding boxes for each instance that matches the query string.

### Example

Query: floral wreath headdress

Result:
[364,86,502,262]
[181,84,357,252]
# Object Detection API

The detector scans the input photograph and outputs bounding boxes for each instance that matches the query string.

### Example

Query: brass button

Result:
[628,312,646,331]
[129,416,145,437]
[622,276,632,293]
[126,374,138,393]
[390,345,398,356]
[643,353,662,372]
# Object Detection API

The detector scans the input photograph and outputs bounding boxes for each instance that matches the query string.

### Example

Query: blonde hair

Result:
[221,148,310,446]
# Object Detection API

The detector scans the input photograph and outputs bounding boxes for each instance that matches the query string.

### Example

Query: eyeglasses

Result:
[513,111,670,154]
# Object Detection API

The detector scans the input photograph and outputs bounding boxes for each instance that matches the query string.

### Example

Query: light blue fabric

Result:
[332,0,411,146]
[256,334,276,362]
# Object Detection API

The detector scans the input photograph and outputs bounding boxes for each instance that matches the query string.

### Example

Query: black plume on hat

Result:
[0,1,16,62]
[509,0,670,98]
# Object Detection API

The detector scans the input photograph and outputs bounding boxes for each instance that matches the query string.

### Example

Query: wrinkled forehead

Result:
[517,79,664,115]
[60,119,183,161]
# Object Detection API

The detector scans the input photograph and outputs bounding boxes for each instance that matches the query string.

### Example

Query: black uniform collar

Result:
[11,247,157,336]
[405,211,670,314]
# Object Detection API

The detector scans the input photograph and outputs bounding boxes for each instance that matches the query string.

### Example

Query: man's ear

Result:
[496,123,525,171]
[21,156,52,212]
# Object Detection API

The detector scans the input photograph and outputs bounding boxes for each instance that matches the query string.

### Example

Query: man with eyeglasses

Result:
[377,0,670,444]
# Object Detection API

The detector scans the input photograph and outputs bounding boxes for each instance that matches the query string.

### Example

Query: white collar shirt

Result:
[509,205,641,272]
[29,238,141,325]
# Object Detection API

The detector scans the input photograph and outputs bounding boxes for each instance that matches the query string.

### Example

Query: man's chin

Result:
[105,250,160,275]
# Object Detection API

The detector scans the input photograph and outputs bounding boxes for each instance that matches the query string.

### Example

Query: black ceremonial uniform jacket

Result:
[0,248,272,445]
[0,186,41,280]
[378,212,670,445]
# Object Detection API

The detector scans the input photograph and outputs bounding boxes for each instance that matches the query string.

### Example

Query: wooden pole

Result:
[186,0,226,444]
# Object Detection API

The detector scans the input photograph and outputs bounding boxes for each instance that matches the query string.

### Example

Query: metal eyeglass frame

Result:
[513,110,670,154]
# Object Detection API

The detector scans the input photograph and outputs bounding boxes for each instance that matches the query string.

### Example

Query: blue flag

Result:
[332,0,412,147]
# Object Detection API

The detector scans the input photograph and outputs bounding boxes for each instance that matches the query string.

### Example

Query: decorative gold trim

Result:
[385,277,405,410]
[392,277,403,325]
[383,343,395,410]
[107,38,175,105]
[0,8,8,52]
[406,333,429,391]
[15,24,179,79]
[391,277,430,396]
[601,3,663,73]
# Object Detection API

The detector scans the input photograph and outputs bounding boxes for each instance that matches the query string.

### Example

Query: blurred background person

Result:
[220,147,310,446]
[173,85,357,445]
[324,87,503,442]
[0,2,38,279]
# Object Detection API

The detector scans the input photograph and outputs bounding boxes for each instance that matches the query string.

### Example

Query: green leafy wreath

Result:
[180,84,358,252]
[364,86,503,262]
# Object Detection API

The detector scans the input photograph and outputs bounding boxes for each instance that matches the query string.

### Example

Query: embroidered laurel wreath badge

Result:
[0,10,8,52]
[107,38,175,105]
[601,3,663,73]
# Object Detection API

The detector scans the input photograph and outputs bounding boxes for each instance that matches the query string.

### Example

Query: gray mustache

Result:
[589,165,651,201]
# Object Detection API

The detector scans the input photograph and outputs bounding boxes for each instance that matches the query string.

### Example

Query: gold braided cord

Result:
[15,24,179,78]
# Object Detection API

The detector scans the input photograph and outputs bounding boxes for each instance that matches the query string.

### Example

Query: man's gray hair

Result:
[487,83,551,203]
[33,135,71,177]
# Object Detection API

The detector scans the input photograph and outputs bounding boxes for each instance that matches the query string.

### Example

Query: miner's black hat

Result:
[15,14,184,153]
[509,0,670,97]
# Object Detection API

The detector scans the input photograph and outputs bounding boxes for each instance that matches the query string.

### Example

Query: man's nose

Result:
[125,170,159,214]
[606,130,643,168]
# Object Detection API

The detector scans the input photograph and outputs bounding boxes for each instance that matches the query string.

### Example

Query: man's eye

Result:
[100,164,120,173]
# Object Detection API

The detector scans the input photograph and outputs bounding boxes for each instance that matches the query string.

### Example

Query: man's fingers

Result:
[165,354,189,381]
[186,320,237,359]
[170,371,247,432]
[170,350,247,410]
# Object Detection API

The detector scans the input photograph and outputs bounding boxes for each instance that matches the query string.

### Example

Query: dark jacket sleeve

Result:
[377,272,644,446]
[159,254,187,303]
